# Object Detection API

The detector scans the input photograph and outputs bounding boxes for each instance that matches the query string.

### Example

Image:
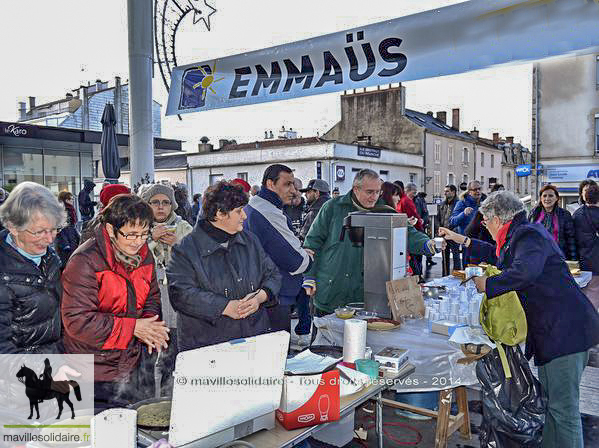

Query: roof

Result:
[404,109,476,142]
[121,153,188,171]
[220,136,324,151]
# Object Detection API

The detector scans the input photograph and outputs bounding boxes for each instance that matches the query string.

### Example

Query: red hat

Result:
[100,184,131,207]
[231,178,251,193]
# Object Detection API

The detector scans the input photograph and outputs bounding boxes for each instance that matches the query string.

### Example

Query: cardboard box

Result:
[276,370,340,430]
[386,276,425,320]
[431,320,467,337]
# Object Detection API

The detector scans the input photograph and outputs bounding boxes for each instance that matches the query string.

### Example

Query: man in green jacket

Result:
[303,169,436,315]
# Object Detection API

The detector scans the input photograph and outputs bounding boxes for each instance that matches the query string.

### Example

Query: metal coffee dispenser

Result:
[340,212,409,317]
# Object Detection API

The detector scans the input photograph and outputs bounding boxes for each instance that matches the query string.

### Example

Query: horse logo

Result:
[16,359,82,420]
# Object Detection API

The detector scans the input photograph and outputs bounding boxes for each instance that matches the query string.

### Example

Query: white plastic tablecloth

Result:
[424,271,593,289]
[313,316,478,393]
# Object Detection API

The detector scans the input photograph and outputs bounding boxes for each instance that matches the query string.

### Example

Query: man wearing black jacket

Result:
[438,185,461,272]
[78,179,96,223]
[299,179,330,242]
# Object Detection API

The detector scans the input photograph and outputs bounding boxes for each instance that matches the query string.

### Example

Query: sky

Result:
[0,0,532,149]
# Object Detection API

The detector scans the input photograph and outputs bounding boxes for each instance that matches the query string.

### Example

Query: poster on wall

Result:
[167,0,599,115]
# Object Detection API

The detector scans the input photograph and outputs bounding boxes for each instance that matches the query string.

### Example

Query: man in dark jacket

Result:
[244,165,313,333]
[450,180,484,265]
[438,184,461,272]
[573,184,599,309]
[299,179,330,242]
[441,191,599,448]
[77,179,96,223]
[283,179,305,236]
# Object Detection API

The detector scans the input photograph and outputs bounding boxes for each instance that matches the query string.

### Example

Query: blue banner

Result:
[516,164,532,177]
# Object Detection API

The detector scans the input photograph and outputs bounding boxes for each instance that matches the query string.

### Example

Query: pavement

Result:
[291,253,599,447]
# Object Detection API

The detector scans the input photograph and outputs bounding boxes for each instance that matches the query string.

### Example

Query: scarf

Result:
[150,212,180,267]
[536,209,559,242]
[6,233,45,266]
[109,235,142,271]
[199,219,236,245]
[495,220,513,258]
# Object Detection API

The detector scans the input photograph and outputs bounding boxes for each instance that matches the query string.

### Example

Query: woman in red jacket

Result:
[61,194,169,412]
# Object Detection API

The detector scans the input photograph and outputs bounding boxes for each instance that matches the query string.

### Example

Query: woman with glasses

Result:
[0,182,64,353]
[140,184,192,393]
[167,181,281,350]
[61,194,168,412]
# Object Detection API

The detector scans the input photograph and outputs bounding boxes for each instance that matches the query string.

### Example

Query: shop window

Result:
[2,148,43,188]
[44,150,81,196]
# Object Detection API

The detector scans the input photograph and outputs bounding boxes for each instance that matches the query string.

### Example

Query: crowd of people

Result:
[0,170,598,446]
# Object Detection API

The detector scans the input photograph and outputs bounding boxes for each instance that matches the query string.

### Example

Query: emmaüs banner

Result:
[167,0,599,115]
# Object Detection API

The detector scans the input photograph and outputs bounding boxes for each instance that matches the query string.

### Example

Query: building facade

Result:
[187,137,423,197]
[533,53,599,203]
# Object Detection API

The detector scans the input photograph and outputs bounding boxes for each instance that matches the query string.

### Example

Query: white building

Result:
[187,137,423,197]
[532,53,599,203]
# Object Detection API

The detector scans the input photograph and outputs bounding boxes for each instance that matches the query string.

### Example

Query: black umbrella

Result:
[100,103,121,183]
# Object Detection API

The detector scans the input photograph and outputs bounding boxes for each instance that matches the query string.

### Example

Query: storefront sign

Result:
[167,0,599,115]
[0,122,36,138]
[546,164,599,182]
[516,164,531,177]
[357,146,381,158]
[336,165,346,181]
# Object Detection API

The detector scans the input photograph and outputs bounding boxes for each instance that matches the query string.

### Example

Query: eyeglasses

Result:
[149,200,172,207]
[23,228,60,239]
[117,229,150,241]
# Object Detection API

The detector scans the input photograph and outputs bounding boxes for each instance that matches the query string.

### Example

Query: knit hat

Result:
[139,183,176,206]
[99,184,131,207]
[231,178,251,193]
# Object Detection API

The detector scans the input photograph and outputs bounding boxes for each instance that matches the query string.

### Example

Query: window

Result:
[463,174,469,184]
[447,172,455,186]
[434,171,441,195]
[596,56,599,89]
[481,176,485,189]
[237,172,248,181]
[480,152,485,167]
[506,171,512,190]
[379,170,389,181]
[2,148,44,187]
[462,147,469,164]
[209,174,223,185]
[491,154,495,168]
[409,172,417,183]
[434,141,441,164]
[595,113,599,154]
[447,144,454,165]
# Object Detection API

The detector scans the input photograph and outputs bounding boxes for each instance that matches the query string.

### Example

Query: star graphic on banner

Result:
[188,0,217,31]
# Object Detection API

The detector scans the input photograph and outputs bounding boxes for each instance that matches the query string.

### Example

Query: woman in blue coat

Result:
[440,191,599,448]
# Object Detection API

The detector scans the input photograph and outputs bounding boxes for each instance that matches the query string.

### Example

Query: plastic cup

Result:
[355,359,380,380]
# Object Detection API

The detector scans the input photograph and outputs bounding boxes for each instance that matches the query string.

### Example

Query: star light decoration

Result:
[189,0,217,31]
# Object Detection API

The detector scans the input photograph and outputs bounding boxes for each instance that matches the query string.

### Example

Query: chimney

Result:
[426,111,434,116]
[264,130,268,139]
[399,84,406,116]
[436,111,447,124]
[198,137,213,153]
[470,129,479,139]
[18,102,26,120]
[96,79,103,91]
[506,136,514,144]
[493,132,500,144]
[451,108,460,130]
[269,130,274,139]
[66,93,73,100]
[28,96,36,111]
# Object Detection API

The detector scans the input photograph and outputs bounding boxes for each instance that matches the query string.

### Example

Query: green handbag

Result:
[479,265,528,379]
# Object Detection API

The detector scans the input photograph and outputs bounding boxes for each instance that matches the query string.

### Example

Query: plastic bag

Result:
[476,345,546,448]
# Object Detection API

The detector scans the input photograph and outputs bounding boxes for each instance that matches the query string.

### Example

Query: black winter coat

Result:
[78,179,96,221]
[528,205,577,260]
[573,205,599,275]
[469,212,599,366]
[0,230,62,353]
[299,194,329,241]
[55,226,80,267]
[167,225,282,351]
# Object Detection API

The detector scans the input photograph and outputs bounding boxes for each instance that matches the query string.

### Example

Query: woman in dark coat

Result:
[0,182,64,353]
[167,181,281,351]
[441,191,599,448]
[573,183,599,309]
[528,184,577,260]
[55,191,80,267]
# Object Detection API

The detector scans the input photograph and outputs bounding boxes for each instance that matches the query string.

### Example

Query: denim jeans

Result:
[538,350,589,448]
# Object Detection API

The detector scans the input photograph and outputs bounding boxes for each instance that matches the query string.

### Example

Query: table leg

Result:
[434,389,452,448]
[376,391,383,448]
[456,386,471,439]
